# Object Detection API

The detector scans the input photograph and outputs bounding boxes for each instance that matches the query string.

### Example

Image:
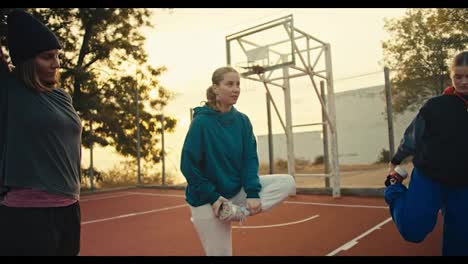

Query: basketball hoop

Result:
[241,65,265,74]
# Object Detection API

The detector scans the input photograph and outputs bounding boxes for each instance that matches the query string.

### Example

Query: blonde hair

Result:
[205,66,238,110]
[13,58,53,92]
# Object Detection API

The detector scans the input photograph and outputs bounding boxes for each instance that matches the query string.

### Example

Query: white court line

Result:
[80,193,135,202]
[233,215,320,229]
[82,192,386,209]
[81,204,188,225]
[124,191,185,198]
[80,191,185,203]
[285,201,388,209]
[326,217,393,256]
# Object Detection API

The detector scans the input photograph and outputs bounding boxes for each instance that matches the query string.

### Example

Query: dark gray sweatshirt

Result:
[0,73,82,199]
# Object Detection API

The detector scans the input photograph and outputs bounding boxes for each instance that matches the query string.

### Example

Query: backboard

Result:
[226,15,295,77]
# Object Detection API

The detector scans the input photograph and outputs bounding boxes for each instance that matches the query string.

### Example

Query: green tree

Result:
[382,8,468,115]
[0,8,15,59]
[313,155,324,165]
[376,148,390,164]
[1,8,177,167]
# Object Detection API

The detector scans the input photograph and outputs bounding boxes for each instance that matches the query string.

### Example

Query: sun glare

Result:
[149,89,159,100]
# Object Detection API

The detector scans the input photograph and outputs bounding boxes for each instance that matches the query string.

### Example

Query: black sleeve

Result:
[0,72,9,196]
[391,112,426,165]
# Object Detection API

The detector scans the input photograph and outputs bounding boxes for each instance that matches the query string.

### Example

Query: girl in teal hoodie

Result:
[181,66,296,256]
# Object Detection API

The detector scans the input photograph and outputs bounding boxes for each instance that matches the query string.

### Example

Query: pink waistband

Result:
[1,188,77,208]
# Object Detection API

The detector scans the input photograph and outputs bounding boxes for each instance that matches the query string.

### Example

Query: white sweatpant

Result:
[189,174,296,256]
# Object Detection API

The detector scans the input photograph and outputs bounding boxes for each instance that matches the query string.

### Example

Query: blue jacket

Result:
[180,105,261,207]
[391,94,468,186]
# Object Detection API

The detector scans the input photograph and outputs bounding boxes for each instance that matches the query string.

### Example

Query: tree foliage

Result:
[1,8,177,165]
[383,8,468,114]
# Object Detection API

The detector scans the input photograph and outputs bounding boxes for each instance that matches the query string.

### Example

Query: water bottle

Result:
[385,165,408,186]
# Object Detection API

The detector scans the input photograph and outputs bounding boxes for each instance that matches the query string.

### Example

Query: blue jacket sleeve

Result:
[241,116,262,198]
[391,112,425,165]
[180,119,220,205]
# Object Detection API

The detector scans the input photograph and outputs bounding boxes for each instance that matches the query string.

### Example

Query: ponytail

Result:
[206,85,217,110]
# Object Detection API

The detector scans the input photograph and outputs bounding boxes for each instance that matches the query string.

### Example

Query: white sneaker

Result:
[218,201,250,223]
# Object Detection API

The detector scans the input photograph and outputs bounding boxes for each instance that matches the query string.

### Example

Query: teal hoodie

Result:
[180,104,261,207]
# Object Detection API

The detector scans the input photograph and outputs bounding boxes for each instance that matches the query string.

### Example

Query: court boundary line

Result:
[80,191,185,203]
[127,191,388,209]
[125,191,185,198]
[285,201,388,209]
[82,204,188,225]
[81,191,388,209]
[326,217,393,256]
[80,193,135,202]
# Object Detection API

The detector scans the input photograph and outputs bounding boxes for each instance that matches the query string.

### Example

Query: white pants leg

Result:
[231,174,296,211]
[189,174,295,256]
[189,204,232,256]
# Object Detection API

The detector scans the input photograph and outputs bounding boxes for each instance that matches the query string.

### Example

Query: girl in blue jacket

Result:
[180,66,296,256]
[385,51,468,256]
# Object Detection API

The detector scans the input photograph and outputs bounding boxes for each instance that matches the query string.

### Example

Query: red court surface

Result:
[79,188,442,256]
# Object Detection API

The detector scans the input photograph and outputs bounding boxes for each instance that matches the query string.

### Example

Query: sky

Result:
[80,8,408,183]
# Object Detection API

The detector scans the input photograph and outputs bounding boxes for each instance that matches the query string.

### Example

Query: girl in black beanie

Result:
[0,9,82,256]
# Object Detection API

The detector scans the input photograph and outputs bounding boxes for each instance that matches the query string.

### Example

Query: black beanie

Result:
[7,9,61,66]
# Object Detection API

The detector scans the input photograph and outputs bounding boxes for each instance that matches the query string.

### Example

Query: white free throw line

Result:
[233,214,320,229]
